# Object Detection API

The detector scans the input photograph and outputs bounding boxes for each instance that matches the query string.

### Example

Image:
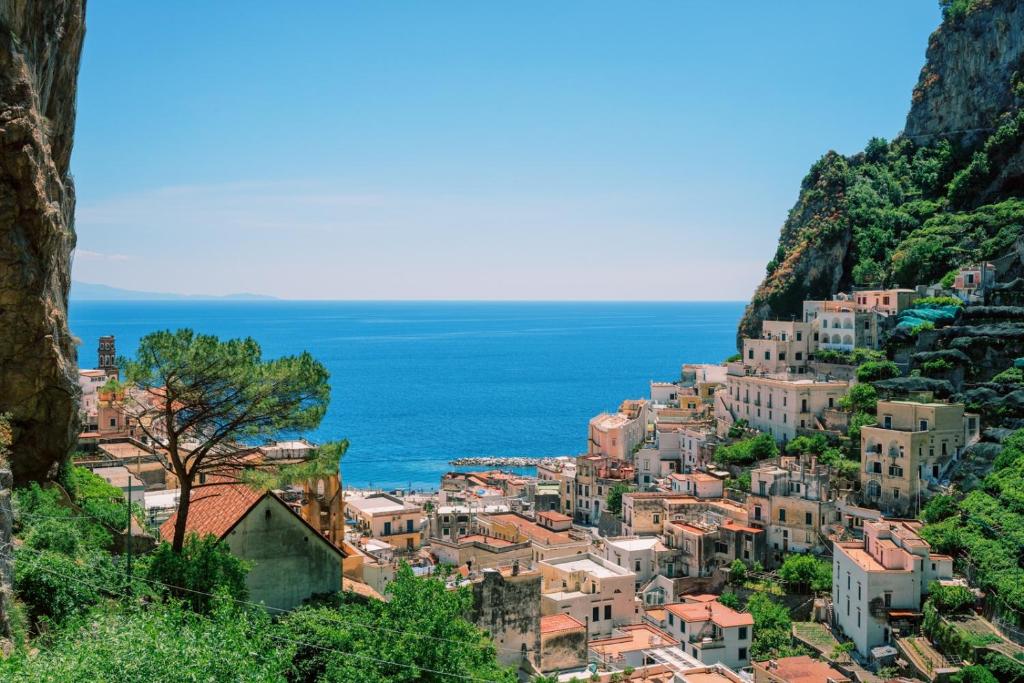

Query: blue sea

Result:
[69,301,743,489]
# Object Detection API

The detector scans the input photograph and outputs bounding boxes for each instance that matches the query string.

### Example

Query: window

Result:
[883,415,892,429]
[778,509,786,522]
[739,647,747,661]
[764,351,770,361]
[604,605,611,620]
[739,626,748,639]
[653,514,660,524]
[383,522,392,535]
[919,419,929,432]
[889,465,903,477]
[406,519,414,532]
[795,352,802,361]
[758,481,766,496]
[796,332,802,341]
[828,397,834,408]
[635,560,641,572]
[801,399,808,412]
[884,592,892,607]
[857,608,861,628]
[892,488,901,499]
[805,512,813,525]
[593,607,600,622]
[779,352,786,361]
[668,613,674,626]
[857,583,861,600]
[871,462,882,474]
[754,506,762,521]
[715,541,728,554]
[747,349,754,359]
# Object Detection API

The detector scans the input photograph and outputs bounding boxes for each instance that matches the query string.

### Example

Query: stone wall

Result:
[0,468,12,652]
[470,569,542,670]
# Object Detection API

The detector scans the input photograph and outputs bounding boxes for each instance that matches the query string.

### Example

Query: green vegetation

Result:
[929,581,975,614]
[606,482,633,516]
[724,352,742,363]
[856,360,901,383]
[715,433,778,467]
[4,469,515,682]
[719,591,741,609]
[727,418,750,439]
[785,434,829,456]
[922,430,1024,622]
[731,471,751,492]
[940,0,983,22]
[922,357,955,377]
[993,366,1024,384]
[122,329,332,553]
[778,554,832,592]
[746,593,806,660]
[912,296,964,309]
[837,383,878,414]
[813,348,885,366]
[728,559,748,584]
[921,494,959,524]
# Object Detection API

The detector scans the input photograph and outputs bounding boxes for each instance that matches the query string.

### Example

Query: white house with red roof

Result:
[658,596,753,670]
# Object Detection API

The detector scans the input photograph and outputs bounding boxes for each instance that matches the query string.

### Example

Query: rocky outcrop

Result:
[0,1,86,484]
[739,0,1024,342]
[905,0,1024,151]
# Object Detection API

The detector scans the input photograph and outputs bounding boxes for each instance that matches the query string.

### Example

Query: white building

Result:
[832,519,953,656]
[539,553,637,637]
[661,596,753,670]
[601,536,670,590]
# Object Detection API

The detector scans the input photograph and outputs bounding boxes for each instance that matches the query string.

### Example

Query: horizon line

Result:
[70,297,750,304]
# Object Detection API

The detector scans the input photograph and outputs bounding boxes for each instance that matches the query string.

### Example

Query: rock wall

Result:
[0,0,86,484]
[0,469,12,653]
[905,0,1024,151]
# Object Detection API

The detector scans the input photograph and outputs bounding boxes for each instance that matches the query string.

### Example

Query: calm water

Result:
[69,301,743,489]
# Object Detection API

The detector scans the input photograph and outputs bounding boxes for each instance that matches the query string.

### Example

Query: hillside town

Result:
[65,263,1024,683]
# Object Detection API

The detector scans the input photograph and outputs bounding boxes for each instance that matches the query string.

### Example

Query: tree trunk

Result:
[172,480,191,553]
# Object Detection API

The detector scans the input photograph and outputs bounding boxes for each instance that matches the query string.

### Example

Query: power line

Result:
[10,540,535,656]
[10,551,508,683]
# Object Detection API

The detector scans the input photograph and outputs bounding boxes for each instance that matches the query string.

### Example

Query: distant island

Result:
[71,281,276,301]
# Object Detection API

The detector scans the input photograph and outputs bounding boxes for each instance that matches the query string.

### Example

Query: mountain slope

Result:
[71,281,276,301]
[738,0,1024,344]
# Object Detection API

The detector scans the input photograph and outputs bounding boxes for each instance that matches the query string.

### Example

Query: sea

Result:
[69,301,744,490]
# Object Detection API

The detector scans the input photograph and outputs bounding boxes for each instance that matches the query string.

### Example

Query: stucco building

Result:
[661,596,754,670]
[346,493,425,552]
[539,553,637,637]
[832,519,952,656]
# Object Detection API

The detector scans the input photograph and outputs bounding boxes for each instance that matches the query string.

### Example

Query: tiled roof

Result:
[159,484,264,542]
[538,510,571,522]
[665,600,753,628]
[540,613,585,634]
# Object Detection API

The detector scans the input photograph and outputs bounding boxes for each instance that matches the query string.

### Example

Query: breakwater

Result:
[448,456,567,468]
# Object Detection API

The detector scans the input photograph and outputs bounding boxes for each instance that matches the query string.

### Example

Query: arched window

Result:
[843,334,853,346]
[867,481,881,498]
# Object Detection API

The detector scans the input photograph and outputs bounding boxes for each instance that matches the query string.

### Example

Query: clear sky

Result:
[71,1,942,300]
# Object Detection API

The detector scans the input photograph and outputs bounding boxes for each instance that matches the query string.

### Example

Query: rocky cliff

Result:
[0,0,86,484]
[738,0,1024,344]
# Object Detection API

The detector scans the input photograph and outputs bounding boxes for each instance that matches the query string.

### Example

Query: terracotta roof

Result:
[538,510,572,522]
[540,614,586,634]
[589,623,677,655]
[456,534,515,547]
[482,513,575,546]
[754,655,850,683]
[665,600,753,628]
[160,484,264,542]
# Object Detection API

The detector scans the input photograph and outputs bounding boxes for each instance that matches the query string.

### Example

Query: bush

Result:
[921,495,958,524]
[785,434,828,456]
[993,367,1023,384]
[716,433,778,467]
[728,559,747,584]
[922,358,955,377]
[837,384,878,414]
[607,483,633,516]
[63,465,141,532]
[144,535,250,613]
[778,554,832,592]
[929,581,974,614]
[14,548,111,627]
[856,360,900,383]
[719,592,741,609]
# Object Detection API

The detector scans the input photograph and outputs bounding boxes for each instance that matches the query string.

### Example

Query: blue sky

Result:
[72,1,941,300]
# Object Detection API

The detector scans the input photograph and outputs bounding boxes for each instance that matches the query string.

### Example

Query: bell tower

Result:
[98,335,117,376]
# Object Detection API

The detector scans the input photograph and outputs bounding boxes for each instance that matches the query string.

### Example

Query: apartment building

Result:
[851,288,919,316]
[476,511,589,563]
[573,454,635,524]
[661,596,754,670]
[539,553,637,637]
[662,515,765,577]
[601,536,671,590]
[832,519,952,656]
[802,297,885,350]
[589,399,650,459]
[720,371,849,442]
[741,321,814,374]
[747,455,837,567]
[537,458,576,518]
[953,262,996,301]
[680,363,728,403]
[670,472,724,499]
[860,400,974,517]
[346,493,426,552]
[680,424,720,471]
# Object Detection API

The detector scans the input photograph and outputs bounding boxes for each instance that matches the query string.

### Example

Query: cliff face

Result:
[0,0,86,484]
[738,0,1024,345]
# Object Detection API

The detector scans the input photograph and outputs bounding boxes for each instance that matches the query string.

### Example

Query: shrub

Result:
[144,535,250,613]
[14,548,110,627]
[837,383,878,414]
[929,581,974,614]
[719,592,741,609]
[993,367,1023,384]
[911,296,964,309]
[728,559,747,584]
[778,554,832,592]
[716,433,778,467]
[922,358,955,377]
[856,360,900,383]
[921,495,958,524]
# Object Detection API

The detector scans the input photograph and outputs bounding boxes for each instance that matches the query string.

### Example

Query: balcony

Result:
[688,633,725,649]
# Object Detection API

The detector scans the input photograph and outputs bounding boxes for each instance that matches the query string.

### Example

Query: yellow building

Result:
[860,400,977,516]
